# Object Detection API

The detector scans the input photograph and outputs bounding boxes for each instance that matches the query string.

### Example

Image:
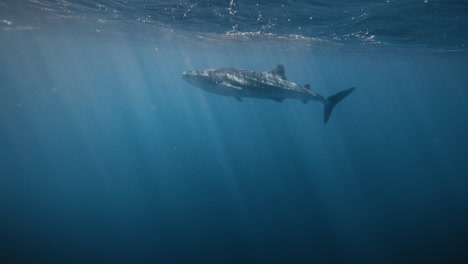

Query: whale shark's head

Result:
[182,70,216,89]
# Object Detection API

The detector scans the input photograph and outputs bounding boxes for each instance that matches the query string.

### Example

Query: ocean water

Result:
[1,1,468,263]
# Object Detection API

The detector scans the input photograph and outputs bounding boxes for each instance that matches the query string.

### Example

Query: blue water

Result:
[1,1,468,263]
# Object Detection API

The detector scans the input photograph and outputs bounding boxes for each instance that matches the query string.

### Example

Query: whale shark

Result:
[182,64,355,123]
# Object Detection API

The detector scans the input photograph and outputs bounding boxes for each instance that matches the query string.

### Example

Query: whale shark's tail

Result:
[324,87,356,124]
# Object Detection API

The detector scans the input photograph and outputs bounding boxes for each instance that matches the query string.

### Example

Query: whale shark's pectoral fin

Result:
[234,96,243,102]
[302,99,308,104]
[267,65,286,80]
[273,98,283,103]
[220,81,242,90]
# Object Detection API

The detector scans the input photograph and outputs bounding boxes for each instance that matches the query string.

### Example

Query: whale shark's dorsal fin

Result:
[304,84,310,90]
[267,64,286,80]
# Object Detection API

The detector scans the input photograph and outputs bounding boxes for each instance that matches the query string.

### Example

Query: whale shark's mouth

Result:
[182,70,202,78]
[182,71,195,81]
[182,70,212,88]
[182,70,211,82]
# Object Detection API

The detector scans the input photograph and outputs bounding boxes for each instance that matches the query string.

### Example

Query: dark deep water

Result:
[1,1,468,263]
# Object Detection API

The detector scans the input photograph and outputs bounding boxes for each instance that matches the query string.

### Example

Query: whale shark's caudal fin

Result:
[324,87,356,124]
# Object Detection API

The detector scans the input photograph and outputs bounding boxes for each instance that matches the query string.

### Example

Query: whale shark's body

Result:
[182,65,355,123]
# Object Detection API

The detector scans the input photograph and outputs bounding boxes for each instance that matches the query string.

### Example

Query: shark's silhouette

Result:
[183,65,355,123]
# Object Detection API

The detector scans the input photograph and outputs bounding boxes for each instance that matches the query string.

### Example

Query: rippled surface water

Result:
[1,0,467,51]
